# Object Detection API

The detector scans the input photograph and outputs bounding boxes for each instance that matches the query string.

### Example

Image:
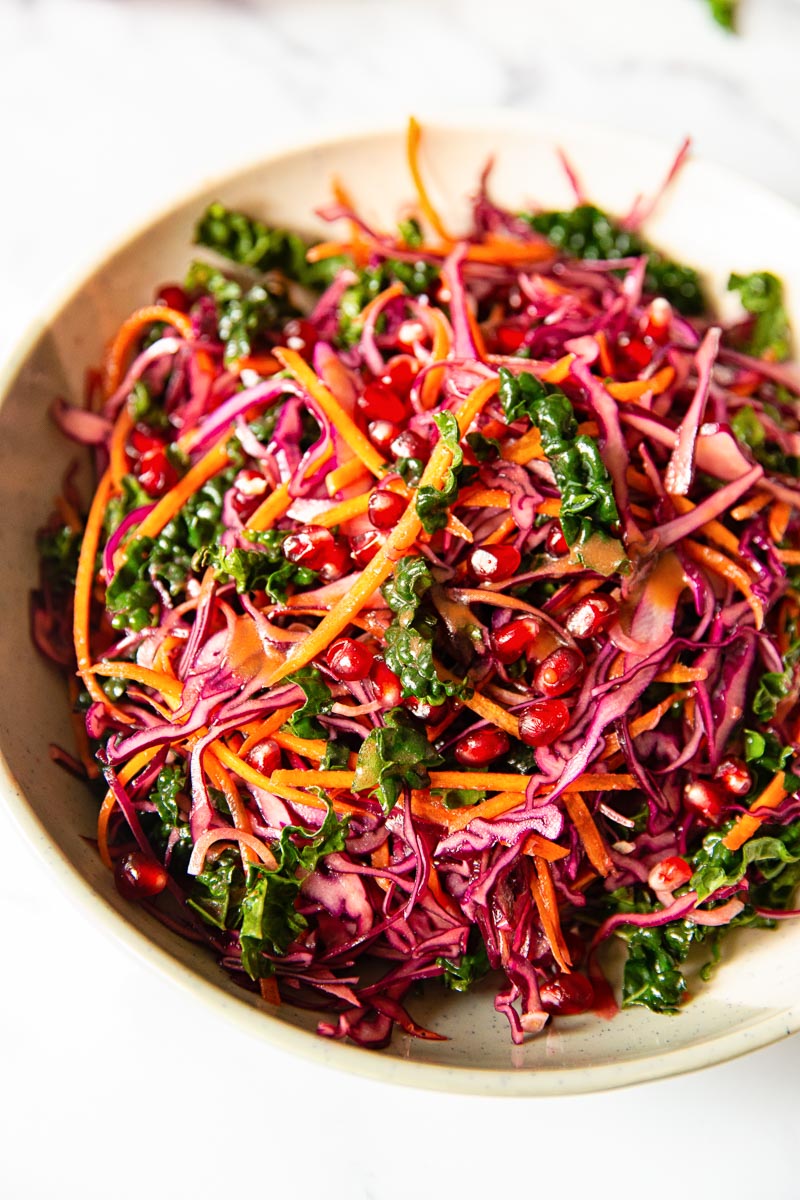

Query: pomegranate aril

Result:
[715,758,752,796]
[492,618,538,664]
[114,850,168,901]
[357,382,408,424]
[539,972,594,1016]
[404,696,441,721]
[455,728,510,766]
[467,544,521,582]
[518,698,570,747]
[534,647,585,698]
[131,428,166,455]
[619,334,652,371]
[391,429,428,461]
[371,659,402,708]
[648,856,692,893]
[368,419,401,454]
[495,323,526,354]
[643,298,672,343]
[138,448,178,497]
[281,318,317,360]
[684,779,725,824]
[317,541,352,582]
[381,356,417,396]
[564,595,617,639]
[350,530,383,567]
[247,738,281,776]
[326,637,374,682]
[368,489,408,529]
[283,525,335,570]
[156,284,189,312]
[546,522,569,556]
[230,468,267,519]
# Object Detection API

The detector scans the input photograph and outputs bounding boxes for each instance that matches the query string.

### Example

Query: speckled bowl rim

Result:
[3,112,800,1096]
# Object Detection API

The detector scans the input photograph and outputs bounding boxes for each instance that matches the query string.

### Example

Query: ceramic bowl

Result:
[2,116,800,1095]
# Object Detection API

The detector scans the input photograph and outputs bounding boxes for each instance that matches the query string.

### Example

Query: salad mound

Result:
[34,121,800,1047]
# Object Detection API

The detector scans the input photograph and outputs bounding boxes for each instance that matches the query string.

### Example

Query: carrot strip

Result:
[272,730,326,762]
[420,308,452,410]
[458,488,511,510]
[683,539,763,628]
[312,492,371,529]
[326,457,371,496]
[482,514,518,545]
[274,347,387,478]
[731,491,771,521]
[360,281,407,325]
[605,366,675,401]
[89,661,183,707]
[73,469,119,709]
[238,705,300,756]
[653,665,707,684]
[211,742,357,816]
[531,857,572,971]
[259,977,281,1005]
[542,354,575,384]
[234,355,281,377]
[536,498,562,517]
[97,746,161,868]
[776,549,800,565]
[502,426,545,465]
[406,116,453,243]
[723,771,788,852]
[103,305,194,398]
[307,234,554,267]
[273,768,635,795]
[669,495,742,559]
[247,481,292,533]
[522,833,570,862]
[108,408,135,492]
[564,792,613,877]
[444,511,474,542]
[769,501,792,544]
[133,434,230,544]
[264,377,500,685]
[595,331,614,377]
[204,752,257,866]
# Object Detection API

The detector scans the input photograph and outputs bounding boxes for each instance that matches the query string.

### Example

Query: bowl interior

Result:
[3,119,800,1094]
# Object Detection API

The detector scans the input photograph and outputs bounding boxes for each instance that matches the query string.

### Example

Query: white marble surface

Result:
[2,1,800,1196]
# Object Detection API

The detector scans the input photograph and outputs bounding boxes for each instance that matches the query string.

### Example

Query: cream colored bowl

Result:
[2,117,800,1095]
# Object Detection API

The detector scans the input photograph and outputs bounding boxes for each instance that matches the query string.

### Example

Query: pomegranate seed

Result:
[534,647,585,698]
[114,850,168,901]
[618,334,652,371]
[357,382,408,424]
[684,779,725,824]
[283,525,335,570]
[326,637,374,682]
[648,856,692,893]
[371,659,402,708]
[564,595,618,640]
[350,530,383,567]
[546,522,569,556]
[404,696,441,721]
[495,323,526,354]
[156,284,188,312]
[455,728,510,766]
[317,541,352,582]
[131,428,166,455]
[390,429,428,462]
[492,618,538,664]
[539,972,594,1016]
[230,468,267,520]
[643,298,672,343]
[381,356,417,396]
[518,698,570,747]
[247,738,281,775]
[467,544,521,582]
[138,448,178,497]
[715,758,752,796]
[368,419,401,454]
[368,489,408,530]
[281,318,317,360]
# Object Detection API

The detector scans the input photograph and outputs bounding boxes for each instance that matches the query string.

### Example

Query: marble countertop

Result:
[2,2,800,1197]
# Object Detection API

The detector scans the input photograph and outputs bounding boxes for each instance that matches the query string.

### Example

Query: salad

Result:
[34,121,800,1048]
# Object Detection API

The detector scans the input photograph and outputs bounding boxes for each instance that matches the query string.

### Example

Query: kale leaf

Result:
[285,666,333,739]
[416,411,464,534]
[437,934,491,992]
[188,850,244,932]
[705,0,737,32]
[690,823,800,903]
[432,788,487,809]
[204,530,318,602]
[353,706,444,814]
[524,204,707,315]
[239,804,349,976]
[337,259,439,347]
[185,260,278,366]
[37,525,82,595]
[194,201,341,291]
[728,271,791,362]
[382,555,468,705]
[499,368,621,550]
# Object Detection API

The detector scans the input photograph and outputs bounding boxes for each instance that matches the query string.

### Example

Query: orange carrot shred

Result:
[406,116,453,243]
[103,305,193,399]
[564,792,613,877]
[531,858,572,972]
[723,771,788,852]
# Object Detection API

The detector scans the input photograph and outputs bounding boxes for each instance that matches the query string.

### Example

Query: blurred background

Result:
[2,2,800,1197]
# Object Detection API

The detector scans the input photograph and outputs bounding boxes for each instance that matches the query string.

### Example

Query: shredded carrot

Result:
[89,661,183,707]
[234,354,281,377]
[312,492,371,529]
[434,663,520,738]
[669,495,742,559]
[466,305,487,361]
[776,549,800,565]
[238,705,299,756]
[264,377,500,686]
[406,116,453,243]
[482,514,518,545]
[443,791,526,832]
[444,511,474,542]
[73,469,117,708]
[723,771,788,851]
[653,665,707,684]
[326,457,371,496]
[211,741,357,816]
[730,491,771,522]
[103,305,193,398]
[108,408,135,492]
[427,866,460,917]
[204,752,256,866]
[308,234,554,268]
[530,858,572,971]
[605,366,675,402]
[132,434,230,545]
[521,833,571,862]
[769,500,792,544]
[247,480,292,533]
[360,281,407,325]
[274,347,387,478]
[458,488,511,510]
[56,493,83,533]
[503,425,546,465]
[683,539,763,629]
[595,331,614,377]
[259,977,281,1005]
[536,498,562,517]
[420,308,453,410]
[564,792,613,877]
[542,354,575,384]
[272,730,327,762]
[97,746,161,868]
